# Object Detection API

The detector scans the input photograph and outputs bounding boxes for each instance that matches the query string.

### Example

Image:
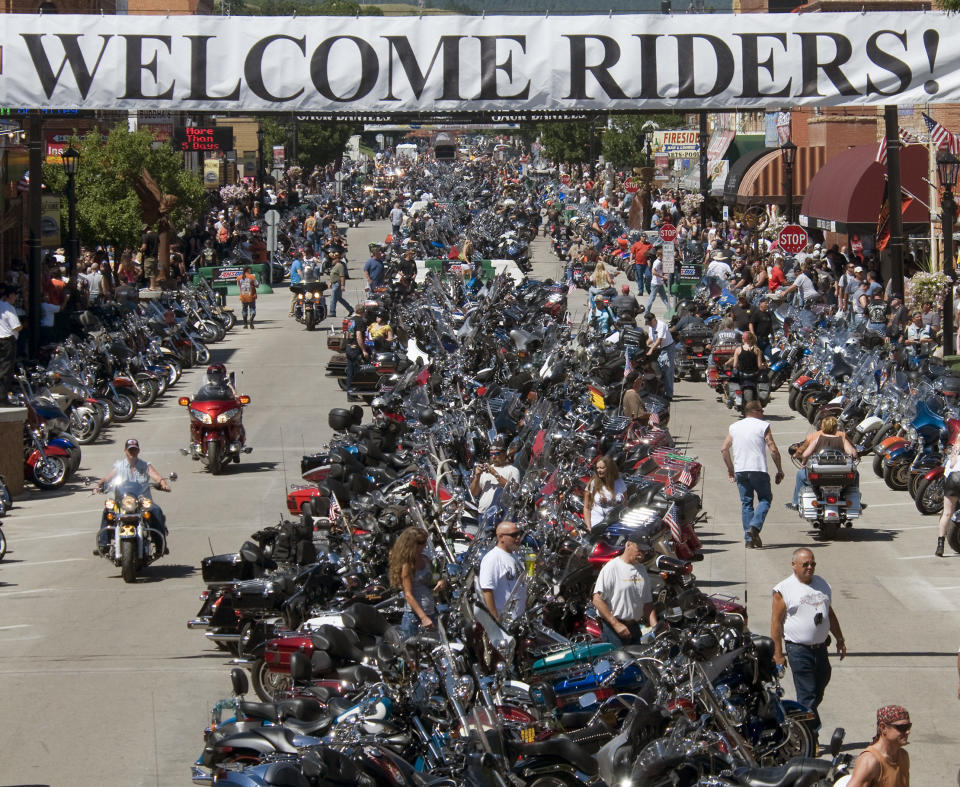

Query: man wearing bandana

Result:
[846,705,911,786]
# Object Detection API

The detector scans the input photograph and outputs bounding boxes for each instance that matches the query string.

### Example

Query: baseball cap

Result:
[125,438,140,451]
[644,312,656,322]
[854,266,864,273]
[625,531,650,547]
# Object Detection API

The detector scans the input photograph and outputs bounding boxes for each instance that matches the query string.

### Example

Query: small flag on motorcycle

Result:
[663,502,682,543]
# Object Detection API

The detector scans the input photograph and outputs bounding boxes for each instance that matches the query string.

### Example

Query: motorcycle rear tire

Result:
[250,656,292,703]
[120,539,137,583]
[206,441,223,475]
[31,456,68,490]
[947,521,960,553]
[915,475,944,515]
[0,526,6,561]
[300,501,313,532]
[688,368,701,383]
[883,461,909,492]
[110,392,137,423]
[818,520,839,540]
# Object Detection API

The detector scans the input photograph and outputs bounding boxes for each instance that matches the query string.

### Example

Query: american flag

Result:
[17,170,30,193]
[328,495,342,521]
[663,502,682,544]
[679,467,694,487]
[875,128,919,166]
[922,112,960,154]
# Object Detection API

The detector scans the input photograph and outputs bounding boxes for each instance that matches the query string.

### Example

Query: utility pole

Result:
[884,105,905,297]
[698,111,708,231]
[28,111,43,359]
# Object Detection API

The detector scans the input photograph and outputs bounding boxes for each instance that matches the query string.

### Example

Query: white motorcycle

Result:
[795,450,862,540]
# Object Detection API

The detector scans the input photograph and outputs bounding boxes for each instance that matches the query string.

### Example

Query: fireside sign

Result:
[1,13,959,111]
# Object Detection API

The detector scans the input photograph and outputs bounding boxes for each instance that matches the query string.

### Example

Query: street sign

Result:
[659,223,678,243]
[624,177,641,194]
[560,173,571,185]
[264,209,280,286]
[661,242,675,273]
[778,224,808,254]
[271,167,284,182]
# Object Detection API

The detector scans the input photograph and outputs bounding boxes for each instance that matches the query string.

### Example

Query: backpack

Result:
[237,274,257,303]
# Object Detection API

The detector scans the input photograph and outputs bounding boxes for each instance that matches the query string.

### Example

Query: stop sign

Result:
[560,173,571,185]
[624,177,641,194]
[659,223,677,243]
[778,224,808,254]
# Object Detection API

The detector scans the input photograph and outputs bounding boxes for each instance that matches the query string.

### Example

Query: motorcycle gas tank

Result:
[856,415,884,434]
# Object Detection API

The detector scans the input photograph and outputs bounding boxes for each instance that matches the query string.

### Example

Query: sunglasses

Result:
[501,531,523,539]
[796,561,816,568]
[889,723,912,733]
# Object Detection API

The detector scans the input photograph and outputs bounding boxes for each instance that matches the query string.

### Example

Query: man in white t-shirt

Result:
[782,263,820,306]
[771,548,846,738]
[469,444,521,523]
[592,535,658,647]
[645,253,671,315]
[645,311,676,400]
[720,400,785,548]
[477,521,527,622]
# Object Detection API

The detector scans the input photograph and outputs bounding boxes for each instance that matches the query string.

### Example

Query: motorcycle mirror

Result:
[238,395,251,405]
[577,692,598,709]
[829,728,845,757]
[168,473,177,482]
[177,397,190,406]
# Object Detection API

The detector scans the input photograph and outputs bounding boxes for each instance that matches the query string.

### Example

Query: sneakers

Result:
[748,527,763,548]
[936,537,945,557]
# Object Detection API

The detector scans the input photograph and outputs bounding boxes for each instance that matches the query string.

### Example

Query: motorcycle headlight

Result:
[120,494,137,514]
[313,292,321,300]
[105,499,117,511]
[298,293,304,300]
[217,408,240,424]
[190,408,213,425]
[140,497,153,509]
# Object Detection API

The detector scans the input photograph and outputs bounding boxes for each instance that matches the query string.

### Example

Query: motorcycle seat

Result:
[334,664,380,684]
[238,699,281,722]
[327,695,357,717]
[342,602,390,636]
[263,762,311,787]
[508,735,598,776]
[411,771,457,787]
[731,758,832,787]
[276,697,326,723]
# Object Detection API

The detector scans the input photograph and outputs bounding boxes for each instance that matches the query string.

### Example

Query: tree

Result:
[601,113,688,170]
[259,116,356,171]
[534,122,595,166]
[241,0,383,15]
[42,125,206,252]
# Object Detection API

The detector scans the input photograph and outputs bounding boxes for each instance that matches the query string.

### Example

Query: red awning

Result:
[736,146,826,207]
[800,143,929,229]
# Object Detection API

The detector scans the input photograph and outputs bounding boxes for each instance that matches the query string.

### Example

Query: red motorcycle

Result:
[178,381,252,474]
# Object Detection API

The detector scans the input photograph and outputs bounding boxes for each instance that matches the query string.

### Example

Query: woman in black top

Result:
[726,331,765,374]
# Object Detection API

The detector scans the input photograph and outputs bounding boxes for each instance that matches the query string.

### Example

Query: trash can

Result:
[672,262,703,302]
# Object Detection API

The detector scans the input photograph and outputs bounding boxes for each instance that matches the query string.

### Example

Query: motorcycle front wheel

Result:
[883,461,909,492]
[218,310,237,331]
[305,310,316,331]
[31,456,68,490]
[70,408,101,445]
[872,453,885,478]
[110,392,137,423]
[205,441,223,475]
[766,716,816,764]
[915,475,944,515]
[947,521,960,553]
[134,376,159,408]
[198,320,223,343]
[120,539,137,583]
[0,526,6,560]
[193,344,211,366]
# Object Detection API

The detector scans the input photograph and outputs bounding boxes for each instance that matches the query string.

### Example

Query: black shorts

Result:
[944,472,960,499]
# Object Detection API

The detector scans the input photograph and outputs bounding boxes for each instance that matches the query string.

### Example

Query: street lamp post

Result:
[937,150,959,357]
[61,145,80,280]
[256,127,265,190]
[780,139,797,225]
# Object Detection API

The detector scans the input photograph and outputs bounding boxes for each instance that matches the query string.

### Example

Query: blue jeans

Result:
[633,264,649,295]
[400,610,438,639]
[600,618,643,649]
[793,468,808,507]
[646,283,670,314]
[784,641,832,732]
[241,302,256,322]
[329,283,353,318]
[657,343,677,399]
[734,471,772,537]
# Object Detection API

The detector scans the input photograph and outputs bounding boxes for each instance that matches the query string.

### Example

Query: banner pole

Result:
[28,111,43,360]
[885,104,905,297]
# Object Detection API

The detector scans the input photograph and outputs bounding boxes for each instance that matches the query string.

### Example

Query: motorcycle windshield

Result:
[109,479,152,501]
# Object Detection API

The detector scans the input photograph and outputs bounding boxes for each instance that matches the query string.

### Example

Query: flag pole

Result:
[884,105,905,296]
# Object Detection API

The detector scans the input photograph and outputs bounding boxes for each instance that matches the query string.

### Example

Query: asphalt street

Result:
[0,220,956,785]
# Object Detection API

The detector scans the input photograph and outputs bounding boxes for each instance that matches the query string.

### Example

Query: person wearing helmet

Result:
[196,364,236,400]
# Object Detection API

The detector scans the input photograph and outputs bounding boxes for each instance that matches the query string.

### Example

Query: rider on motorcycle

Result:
[95,438,170,554]
[786,416,858,511]
[196,363,236,401]
[725,331,766,374]
[672,302,706,334]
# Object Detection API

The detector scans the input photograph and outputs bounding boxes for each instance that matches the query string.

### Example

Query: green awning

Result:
[726,134,766,163]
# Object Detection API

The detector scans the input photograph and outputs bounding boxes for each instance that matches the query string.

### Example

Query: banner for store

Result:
[0,12,958,111]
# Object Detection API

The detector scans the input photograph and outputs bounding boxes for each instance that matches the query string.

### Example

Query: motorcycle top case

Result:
[327,330,346,351]
[201,552,256,584]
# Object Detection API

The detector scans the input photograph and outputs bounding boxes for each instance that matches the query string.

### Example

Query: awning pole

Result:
[699,112,708,231]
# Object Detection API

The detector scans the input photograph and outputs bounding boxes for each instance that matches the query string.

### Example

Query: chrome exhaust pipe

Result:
[187,617,211,629]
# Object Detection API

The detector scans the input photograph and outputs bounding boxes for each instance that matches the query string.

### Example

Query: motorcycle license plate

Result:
[822,506,841,520]
[691,345,704,353]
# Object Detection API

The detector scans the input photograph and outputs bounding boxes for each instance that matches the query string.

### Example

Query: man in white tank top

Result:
[720,400,784,548]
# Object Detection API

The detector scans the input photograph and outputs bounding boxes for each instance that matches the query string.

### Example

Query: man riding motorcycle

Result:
[196,363,237,400]
[95,438,170,555]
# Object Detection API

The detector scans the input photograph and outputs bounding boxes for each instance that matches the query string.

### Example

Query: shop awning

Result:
[799,143,930,232]
[723,147,773,204]
[735,145,826,207]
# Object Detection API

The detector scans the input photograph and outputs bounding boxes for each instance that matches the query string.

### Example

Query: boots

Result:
[249,318,255,329]
[936,537,945,557]
[242,317,248,329]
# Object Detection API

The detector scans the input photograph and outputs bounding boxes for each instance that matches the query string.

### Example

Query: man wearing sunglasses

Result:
[592,534,658,648]
[846,705,911,786]
[477,521,527,622]
[771,548,846,747]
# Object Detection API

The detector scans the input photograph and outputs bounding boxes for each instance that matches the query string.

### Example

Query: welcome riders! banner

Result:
[0,13,957,112]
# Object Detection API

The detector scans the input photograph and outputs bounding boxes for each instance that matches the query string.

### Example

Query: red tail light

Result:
[826,495,838,504]
[808,472,819,481]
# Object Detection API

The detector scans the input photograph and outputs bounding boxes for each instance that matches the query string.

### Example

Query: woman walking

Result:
[389,527,442,638]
